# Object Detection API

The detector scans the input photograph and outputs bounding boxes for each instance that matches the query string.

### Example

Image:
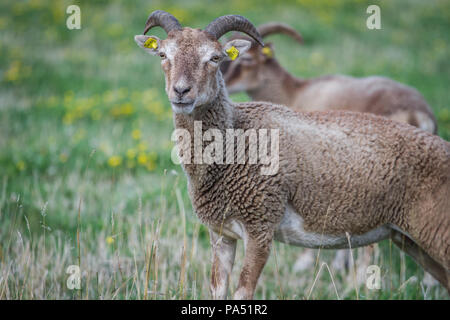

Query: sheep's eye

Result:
[210,55,221,63]
[159,52,166,59]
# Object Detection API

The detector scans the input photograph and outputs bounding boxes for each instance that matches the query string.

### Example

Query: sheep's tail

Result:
[414,111,437,134]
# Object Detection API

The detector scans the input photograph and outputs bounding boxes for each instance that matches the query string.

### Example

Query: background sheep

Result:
[221,22,438,134]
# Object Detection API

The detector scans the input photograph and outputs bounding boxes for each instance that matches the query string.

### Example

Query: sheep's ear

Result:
[222,39,251,61]
[134,35,161,55]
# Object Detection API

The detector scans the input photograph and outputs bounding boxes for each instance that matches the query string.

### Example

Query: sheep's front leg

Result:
[233,235,272,300]
[210,230,237,299]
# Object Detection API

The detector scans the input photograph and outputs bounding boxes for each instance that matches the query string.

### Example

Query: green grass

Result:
[0,0,449,299]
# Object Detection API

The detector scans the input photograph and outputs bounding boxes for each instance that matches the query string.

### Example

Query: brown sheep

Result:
[135,11,450,299]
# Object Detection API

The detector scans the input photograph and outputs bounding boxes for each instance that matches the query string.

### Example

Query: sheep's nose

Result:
[173,85,191,96]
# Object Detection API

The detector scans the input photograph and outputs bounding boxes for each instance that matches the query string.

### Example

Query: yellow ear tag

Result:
[144,37,158,49]
[262,46,273,58]
[226,46,239,60]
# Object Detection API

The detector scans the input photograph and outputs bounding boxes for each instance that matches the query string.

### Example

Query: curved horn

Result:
[204,15,264,46]
[143,10,182,35]
[258,22,303,44]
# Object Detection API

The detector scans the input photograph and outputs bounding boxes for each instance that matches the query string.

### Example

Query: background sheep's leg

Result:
[233,236,272,300]
[390,230,449,292]
[331,249,351,271]
[209,230,237,299]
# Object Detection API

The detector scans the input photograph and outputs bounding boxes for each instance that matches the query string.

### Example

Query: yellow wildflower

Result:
[62,113,74,125]
[108,155,122,167]
[126,148,136,159]
[16,160,26,171]
[106,236,114,245]
[137,153,148,165]
[138,142,148,152]
[4,61,21,82]
[146,101,165,117]
[121,103,134,115]
[111,103,134,117]
[131,129,141,140]
[64,90,74,104]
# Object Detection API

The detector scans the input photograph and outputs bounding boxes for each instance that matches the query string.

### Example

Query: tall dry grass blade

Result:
[132,249,140,299]
[189,222,200,263]
[308,205,332,297]
[5,194,20,264]
[112,277,133,299]
[272,245,285,299]
[175,187,187,298]
[0,262,12,299]
[19,248,32,300]
[74,149,96,300]
[389,238,393,299]
[153,220,161,300]
[0,175,7,208]
[85,271,90,300]
[345,232,359,300]
[76,196,82,300]
[398,276,417,292]
[420,281,429,299]
[306,262,340,300]
[143,236,154,300]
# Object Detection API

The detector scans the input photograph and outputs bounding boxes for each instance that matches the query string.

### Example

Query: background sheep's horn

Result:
[204,15,264,46]
[257,22,303,44]
[143,10,182,35]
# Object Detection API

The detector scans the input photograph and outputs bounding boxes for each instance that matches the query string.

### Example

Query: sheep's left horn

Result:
[257,22,303,44]
[204,15,264,46]
[143,10,182,35]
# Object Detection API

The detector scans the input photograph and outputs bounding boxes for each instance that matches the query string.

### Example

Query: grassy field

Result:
[0,0,449,299]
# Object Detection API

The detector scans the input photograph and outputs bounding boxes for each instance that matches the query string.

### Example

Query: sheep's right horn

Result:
[143,10,182,35]
[205,15,264,46]
[258,22,303,44]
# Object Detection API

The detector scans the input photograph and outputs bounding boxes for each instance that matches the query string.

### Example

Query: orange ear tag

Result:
[226,46,239,60]
[144,37,158,49]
